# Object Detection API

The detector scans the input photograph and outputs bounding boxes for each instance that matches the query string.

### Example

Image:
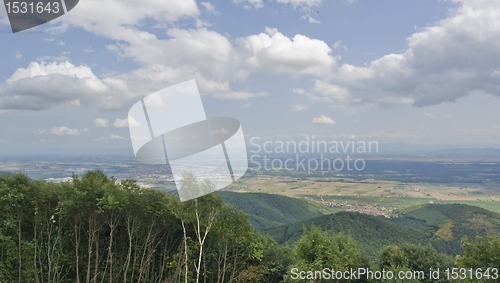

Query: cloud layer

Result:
[308,0,500,107]
[1,61,121,110]
[2,0,499,113]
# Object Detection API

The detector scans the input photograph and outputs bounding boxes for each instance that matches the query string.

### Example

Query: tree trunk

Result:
[181,219,188,283]
[18,210,22,283]
[75,223,81,283]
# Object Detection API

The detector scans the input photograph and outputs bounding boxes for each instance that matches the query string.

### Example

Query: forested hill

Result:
[265,203,500,257]
[217,191,339,229]
[391,203,500,255]
[1,171,500,282]
[264,211,431,257]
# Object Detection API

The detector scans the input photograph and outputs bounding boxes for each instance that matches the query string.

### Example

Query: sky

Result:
[1,0,500,156]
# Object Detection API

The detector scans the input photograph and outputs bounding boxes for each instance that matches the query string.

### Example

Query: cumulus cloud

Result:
[113,118,129,128]
[34,126,89,135]
[308,0,500,107]
[233,0,263,9]
[275,0,322,23]
[94,118,109,127]
[51,0,330,100]
[300,13,320,24]
[92,135,128,142]
[18,1,337,106]
[213,91,267,100]
[118,28,242,80]
[292,88,306,94]
[36,56,71,62]
[308,80,350,103]
[276,0,323,8]
[312,115,335,124]
[200,2,218,14]
[14,51,22,59]
[293,103,309,112]
[36,26,334,105]
[0,61,122,110]
[332,40,347,50]
[55,0,199,42]
[100,28,245,99]
[234,0,321,9]
[114,117,140,128]
[240,27,337,75]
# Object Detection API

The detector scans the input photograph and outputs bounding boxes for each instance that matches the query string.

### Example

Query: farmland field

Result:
[224,173,500,213]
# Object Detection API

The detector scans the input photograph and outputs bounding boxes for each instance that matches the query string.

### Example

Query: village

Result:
[305,196,393,218]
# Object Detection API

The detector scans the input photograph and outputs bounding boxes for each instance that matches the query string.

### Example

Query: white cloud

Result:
[233,0,263,9]
[92,135,128,142]
[240,28,337,75]
[276,0,323,8]
[56,0,199,42]
[312,115,336,124]
[200,2,218,14]
[113,118,129,128]
[36,56,71,62]
[114,117,140,128]
[44,38,54,42]
[128,116,141,127]
[292,88,306,94]
[121,28,241,79]
[58,41,66,46]
[102,28,244,98]
[332,40,347,50]
[276,0,322,23]
[212,128,229,135]
[94,118,109,127]
[213,91,267,100]
[0,61,121,110]
[38,3,338,106]
[308,80,349,103]
[34,126,89,135]
[293,103,309,112]
[300,13,320,24]
[240,103,251,108]
[310,0,500,107]
[14,51,22,59]
[84,47,94,53]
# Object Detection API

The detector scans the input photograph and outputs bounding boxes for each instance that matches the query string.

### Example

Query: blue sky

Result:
[1,0,500,156]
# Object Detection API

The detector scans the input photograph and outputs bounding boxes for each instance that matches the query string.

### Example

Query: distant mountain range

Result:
[378,143,500,157]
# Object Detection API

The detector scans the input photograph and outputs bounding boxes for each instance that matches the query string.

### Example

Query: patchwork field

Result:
[224,175,500,213]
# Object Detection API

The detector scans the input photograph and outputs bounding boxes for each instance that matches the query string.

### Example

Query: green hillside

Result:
[392,203,500,255]
[264,211,431,257]
[264,203,500,258]
[217,191,340,229]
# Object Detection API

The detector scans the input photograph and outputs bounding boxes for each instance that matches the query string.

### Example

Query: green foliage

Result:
[0,233,16,282]
[455,235,500,282]
[265,211,431,257]
[283,225,367,282]
[267,203,500,261]
[395,204,500,255]
[2,171,500,283]
[376,243,453,283]
[0,171,285,283]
